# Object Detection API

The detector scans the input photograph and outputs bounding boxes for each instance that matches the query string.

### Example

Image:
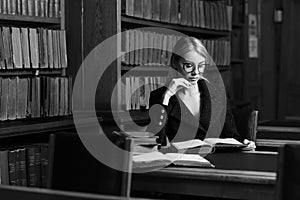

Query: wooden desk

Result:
[132,151,277,200]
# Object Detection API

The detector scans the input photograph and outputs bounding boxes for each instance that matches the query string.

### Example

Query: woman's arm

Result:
[221,107,256,150]
[146,88,169,146]
[220,107,243,142]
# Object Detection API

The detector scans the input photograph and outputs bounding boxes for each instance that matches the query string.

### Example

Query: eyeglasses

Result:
[181,62,208,73]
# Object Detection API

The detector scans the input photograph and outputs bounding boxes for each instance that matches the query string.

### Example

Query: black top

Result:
[147,79,242,145]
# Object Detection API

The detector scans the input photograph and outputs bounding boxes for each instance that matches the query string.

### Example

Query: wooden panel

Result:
[278,0,300,119]
[0,185,136,200]
[82,0,120,111]
[243,0,261,109]
[65,0,82,84]
[260,0,277,120]
[132,152,277,200]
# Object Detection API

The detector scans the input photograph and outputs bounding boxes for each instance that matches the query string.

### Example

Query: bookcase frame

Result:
[71,0,247,125]
[0,0,73,137]
[113,0,235,124]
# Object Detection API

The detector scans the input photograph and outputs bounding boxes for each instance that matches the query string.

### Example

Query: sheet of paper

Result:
[204,138,243,145]
[172,139,209,150]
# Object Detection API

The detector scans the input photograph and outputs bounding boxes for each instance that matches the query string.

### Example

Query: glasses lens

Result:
[182,63,194,73]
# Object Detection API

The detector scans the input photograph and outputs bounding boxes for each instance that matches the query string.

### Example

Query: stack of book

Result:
[0,143,49,187]
[0,76,72,121]
[122,0,232,31]
[0,0,61,18]
[0,27,67,70]
[112,131,159,154]
[121,30,231,67]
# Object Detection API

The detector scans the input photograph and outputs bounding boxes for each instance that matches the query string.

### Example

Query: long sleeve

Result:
[146,87,169,146]
[220,107,243,142]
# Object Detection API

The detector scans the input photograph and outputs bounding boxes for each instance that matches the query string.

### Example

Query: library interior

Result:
[0,0,300,199]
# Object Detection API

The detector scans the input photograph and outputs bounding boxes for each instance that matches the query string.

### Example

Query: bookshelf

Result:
[0,0,75,188]
[0,0,72,123]
[118,0,233,115]
[0,14,61,24]
[73,0,249,125]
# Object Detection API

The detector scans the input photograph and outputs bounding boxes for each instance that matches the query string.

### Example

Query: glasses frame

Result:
[181,62,209,73]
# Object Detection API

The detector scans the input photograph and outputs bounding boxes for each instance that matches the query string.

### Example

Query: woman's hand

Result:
[242,139,256,151]
[162,78,191,105]
[166,78,192,95]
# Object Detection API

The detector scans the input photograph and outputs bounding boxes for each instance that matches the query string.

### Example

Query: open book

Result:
[171,138,247,155]
[132,151,214,169]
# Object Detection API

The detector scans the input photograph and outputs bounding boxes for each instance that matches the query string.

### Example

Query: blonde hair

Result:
[167,37,211,82]
[170,37,211,70]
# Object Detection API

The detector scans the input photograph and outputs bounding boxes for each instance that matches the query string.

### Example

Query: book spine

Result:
[34,0,39,16]
[27,147,36,186]
[41,0,45,17]
[18,148,28,186]
[28,0,34,16]
[45,0,49,17]
[54,0,59,18]
[11,0,17,15]
[142,0,152,20]
[170,0,179,24]
[0,150,9,185]
[152,0,160,21]
[21,0,27,15]
[8,150,17,185]
[2,0,7,14]
[0,0,2,14]
[40,145,48,188]
[18,0,22,14]
[49,0,54,17]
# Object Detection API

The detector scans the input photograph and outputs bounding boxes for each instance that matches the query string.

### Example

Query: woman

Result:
[147,37,255,150]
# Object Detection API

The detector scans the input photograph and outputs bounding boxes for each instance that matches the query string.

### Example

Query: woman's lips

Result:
[188,77,199,81]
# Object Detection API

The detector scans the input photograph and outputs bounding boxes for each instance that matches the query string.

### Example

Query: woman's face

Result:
[177,51,206,85]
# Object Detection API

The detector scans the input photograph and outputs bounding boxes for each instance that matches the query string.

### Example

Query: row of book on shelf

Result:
[121,29,231,67]
[0,76,72,121]
[0,27,67,70]
[122,0,232,31]
[121,76,166,110]
[0,143,48,188]
[0,0,61,18]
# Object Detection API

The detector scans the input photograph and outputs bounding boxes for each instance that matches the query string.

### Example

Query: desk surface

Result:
[132,151,277,200]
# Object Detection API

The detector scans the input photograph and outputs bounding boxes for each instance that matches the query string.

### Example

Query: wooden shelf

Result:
[231,59,244,64]
[122,65,229,72]
[121,16,230,37]
[0,116,74,138]
[232,22,244,28]
[0,14,61,25]
[122,65,169,72]
[0,69,64,76]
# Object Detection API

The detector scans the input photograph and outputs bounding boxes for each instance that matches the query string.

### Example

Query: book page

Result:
[132,151,168,163]
[165,153,208,162]
[172,139,212,150]
[204,138,244,146]
[165,153,214,167]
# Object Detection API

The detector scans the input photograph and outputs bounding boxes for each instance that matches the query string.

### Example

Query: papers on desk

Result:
[132,138,247,169]
[132,151,214,169]
[170,138,246,155]
[204,138,246,148]
[171,139,214,155]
